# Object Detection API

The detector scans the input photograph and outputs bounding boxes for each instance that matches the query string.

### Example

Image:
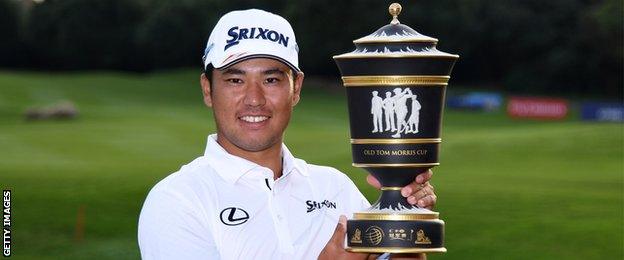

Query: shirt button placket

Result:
[266,170,294,253]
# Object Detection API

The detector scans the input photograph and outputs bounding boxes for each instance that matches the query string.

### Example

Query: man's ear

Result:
[292,71,304,106]
[200,73,213,107]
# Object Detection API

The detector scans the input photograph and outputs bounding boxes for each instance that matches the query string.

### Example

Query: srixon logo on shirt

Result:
[225,26,290,50]
[306,200,337,213]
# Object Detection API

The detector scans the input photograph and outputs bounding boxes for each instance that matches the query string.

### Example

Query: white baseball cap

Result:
[202,9,300,72]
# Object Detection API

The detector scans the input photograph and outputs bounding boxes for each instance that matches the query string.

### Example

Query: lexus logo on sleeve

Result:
[220,207,250,226]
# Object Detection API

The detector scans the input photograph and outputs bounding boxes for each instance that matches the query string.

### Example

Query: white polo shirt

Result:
[138,134,370,259]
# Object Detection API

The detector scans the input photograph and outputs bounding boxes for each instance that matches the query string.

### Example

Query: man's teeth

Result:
[240,116,268,123]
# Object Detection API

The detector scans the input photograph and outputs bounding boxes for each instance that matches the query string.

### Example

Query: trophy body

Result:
[333,3,458,254]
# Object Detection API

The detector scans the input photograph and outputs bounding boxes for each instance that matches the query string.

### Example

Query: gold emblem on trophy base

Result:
[415,229,432,245]
[351,228,363,244]
[364,226,385,246]
[389,229,414,241]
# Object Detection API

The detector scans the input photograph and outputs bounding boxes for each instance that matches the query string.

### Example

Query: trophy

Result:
[333,3,458,254]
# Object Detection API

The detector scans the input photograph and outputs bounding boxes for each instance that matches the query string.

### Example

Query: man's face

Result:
[200,58,303,152]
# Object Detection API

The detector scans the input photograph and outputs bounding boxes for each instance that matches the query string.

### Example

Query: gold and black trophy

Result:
[333,3,458,254]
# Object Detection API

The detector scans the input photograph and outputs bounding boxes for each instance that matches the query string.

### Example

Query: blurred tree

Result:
[291,0,392,75]
[27,0,144,70]
[0,0,21,67]
[412,0,622,98]
[4,0,622,98]
[135,0,219,70]
[576,0,623,97]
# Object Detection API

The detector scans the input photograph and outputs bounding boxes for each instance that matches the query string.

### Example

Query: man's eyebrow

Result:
[263,68,287,76]
[222,68,245,75]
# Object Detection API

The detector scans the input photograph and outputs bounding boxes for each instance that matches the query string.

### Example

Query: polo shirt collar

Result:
[203,134,308,184]
[281,142,309,178]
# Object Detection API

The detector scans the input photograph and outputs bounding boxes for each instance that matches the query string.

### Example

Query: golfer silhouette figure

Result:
[371,91,383,133]
[382,91,396,132]
[406,89,421,133]
[392,88,411,138]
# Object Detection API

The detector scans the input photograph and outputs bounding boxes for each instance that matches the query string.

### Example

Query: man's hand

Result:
[319,216,427,260]
[366,169,436,209]
[318,215,374,260]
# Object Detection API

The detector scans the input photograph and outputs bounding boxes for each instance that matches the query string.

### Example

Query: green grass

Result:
[0,70,622,259]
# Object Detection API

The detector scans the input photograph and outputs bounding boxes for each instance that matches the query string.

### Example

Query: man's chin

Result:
[235,141,276,152]
[232,135,280,152]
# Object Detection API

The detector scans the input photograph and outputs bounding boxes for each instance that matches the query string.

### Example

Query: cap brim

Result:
[215,54,301,73]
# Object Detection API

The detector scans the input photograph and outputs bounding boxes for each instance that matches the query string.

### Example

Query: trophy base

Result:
[347,247,447,254]
[346,212,445,254]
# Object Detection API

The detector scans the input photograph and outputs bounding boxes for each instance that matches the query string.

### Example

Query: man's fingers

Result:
[415,184,434,200]
[401,170,432,197]
[418,193,437,209]
[415,169,433,184]
[376,169,437,209]
[366,174,382,189]
[406,183,434,205]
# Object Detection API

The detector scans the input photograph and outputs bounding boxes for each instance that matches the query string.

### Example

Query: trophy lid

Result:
[333,3,458,59]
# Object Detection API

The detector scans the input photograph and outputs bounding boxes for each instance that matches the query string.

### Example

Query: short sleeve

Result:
[138,186,220,260]
[340,175,372,216]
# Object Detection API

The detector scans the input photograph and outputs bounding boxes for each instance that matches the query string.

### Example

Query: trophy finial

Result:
[389,3,402,25]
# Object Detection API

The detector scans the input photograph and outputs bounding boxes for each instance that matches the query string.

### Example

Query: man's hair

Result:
[203,64,215,85]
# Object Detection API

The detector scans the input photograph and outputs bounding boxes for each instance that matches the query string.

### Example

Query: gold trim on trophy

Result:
[379,187,403,191]
[353,163,440,168]
[342,75,449,86]
[346,247,447,253]
[353,212,440,221]
[333,53,459,59]
[351,138,441,144]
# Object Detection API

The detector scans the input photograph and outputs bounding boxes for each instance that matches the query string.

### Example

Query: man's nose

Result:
[243,81,266,107]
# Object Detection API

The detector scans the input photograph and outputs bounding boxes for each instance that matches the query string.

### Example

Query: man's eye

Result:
[227,78,243,84]
[265,78,280,84]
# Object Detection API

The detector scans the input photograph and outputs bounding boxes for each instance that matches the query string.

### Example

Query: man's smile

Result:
[239,115,270,123]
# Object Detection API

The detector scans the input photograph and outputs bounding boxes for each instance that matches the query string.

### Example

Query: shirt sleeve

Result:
[340,175,372,215]
[138,185,220,260]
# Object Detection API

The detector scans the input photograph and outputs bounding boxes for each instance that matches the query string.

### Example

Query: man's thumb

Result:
[330,215,348,245]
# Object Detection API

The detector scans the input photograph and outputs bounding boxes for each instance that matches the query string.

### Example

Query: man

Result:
[406,89,421,134]
[391,88,411,138]
[382,91,396,132]
[371,91,383,133]
[138,9,436,259]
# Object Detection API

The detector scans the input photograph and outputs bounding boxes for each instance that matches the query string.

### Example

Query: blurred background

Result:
[0,0,622,259]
